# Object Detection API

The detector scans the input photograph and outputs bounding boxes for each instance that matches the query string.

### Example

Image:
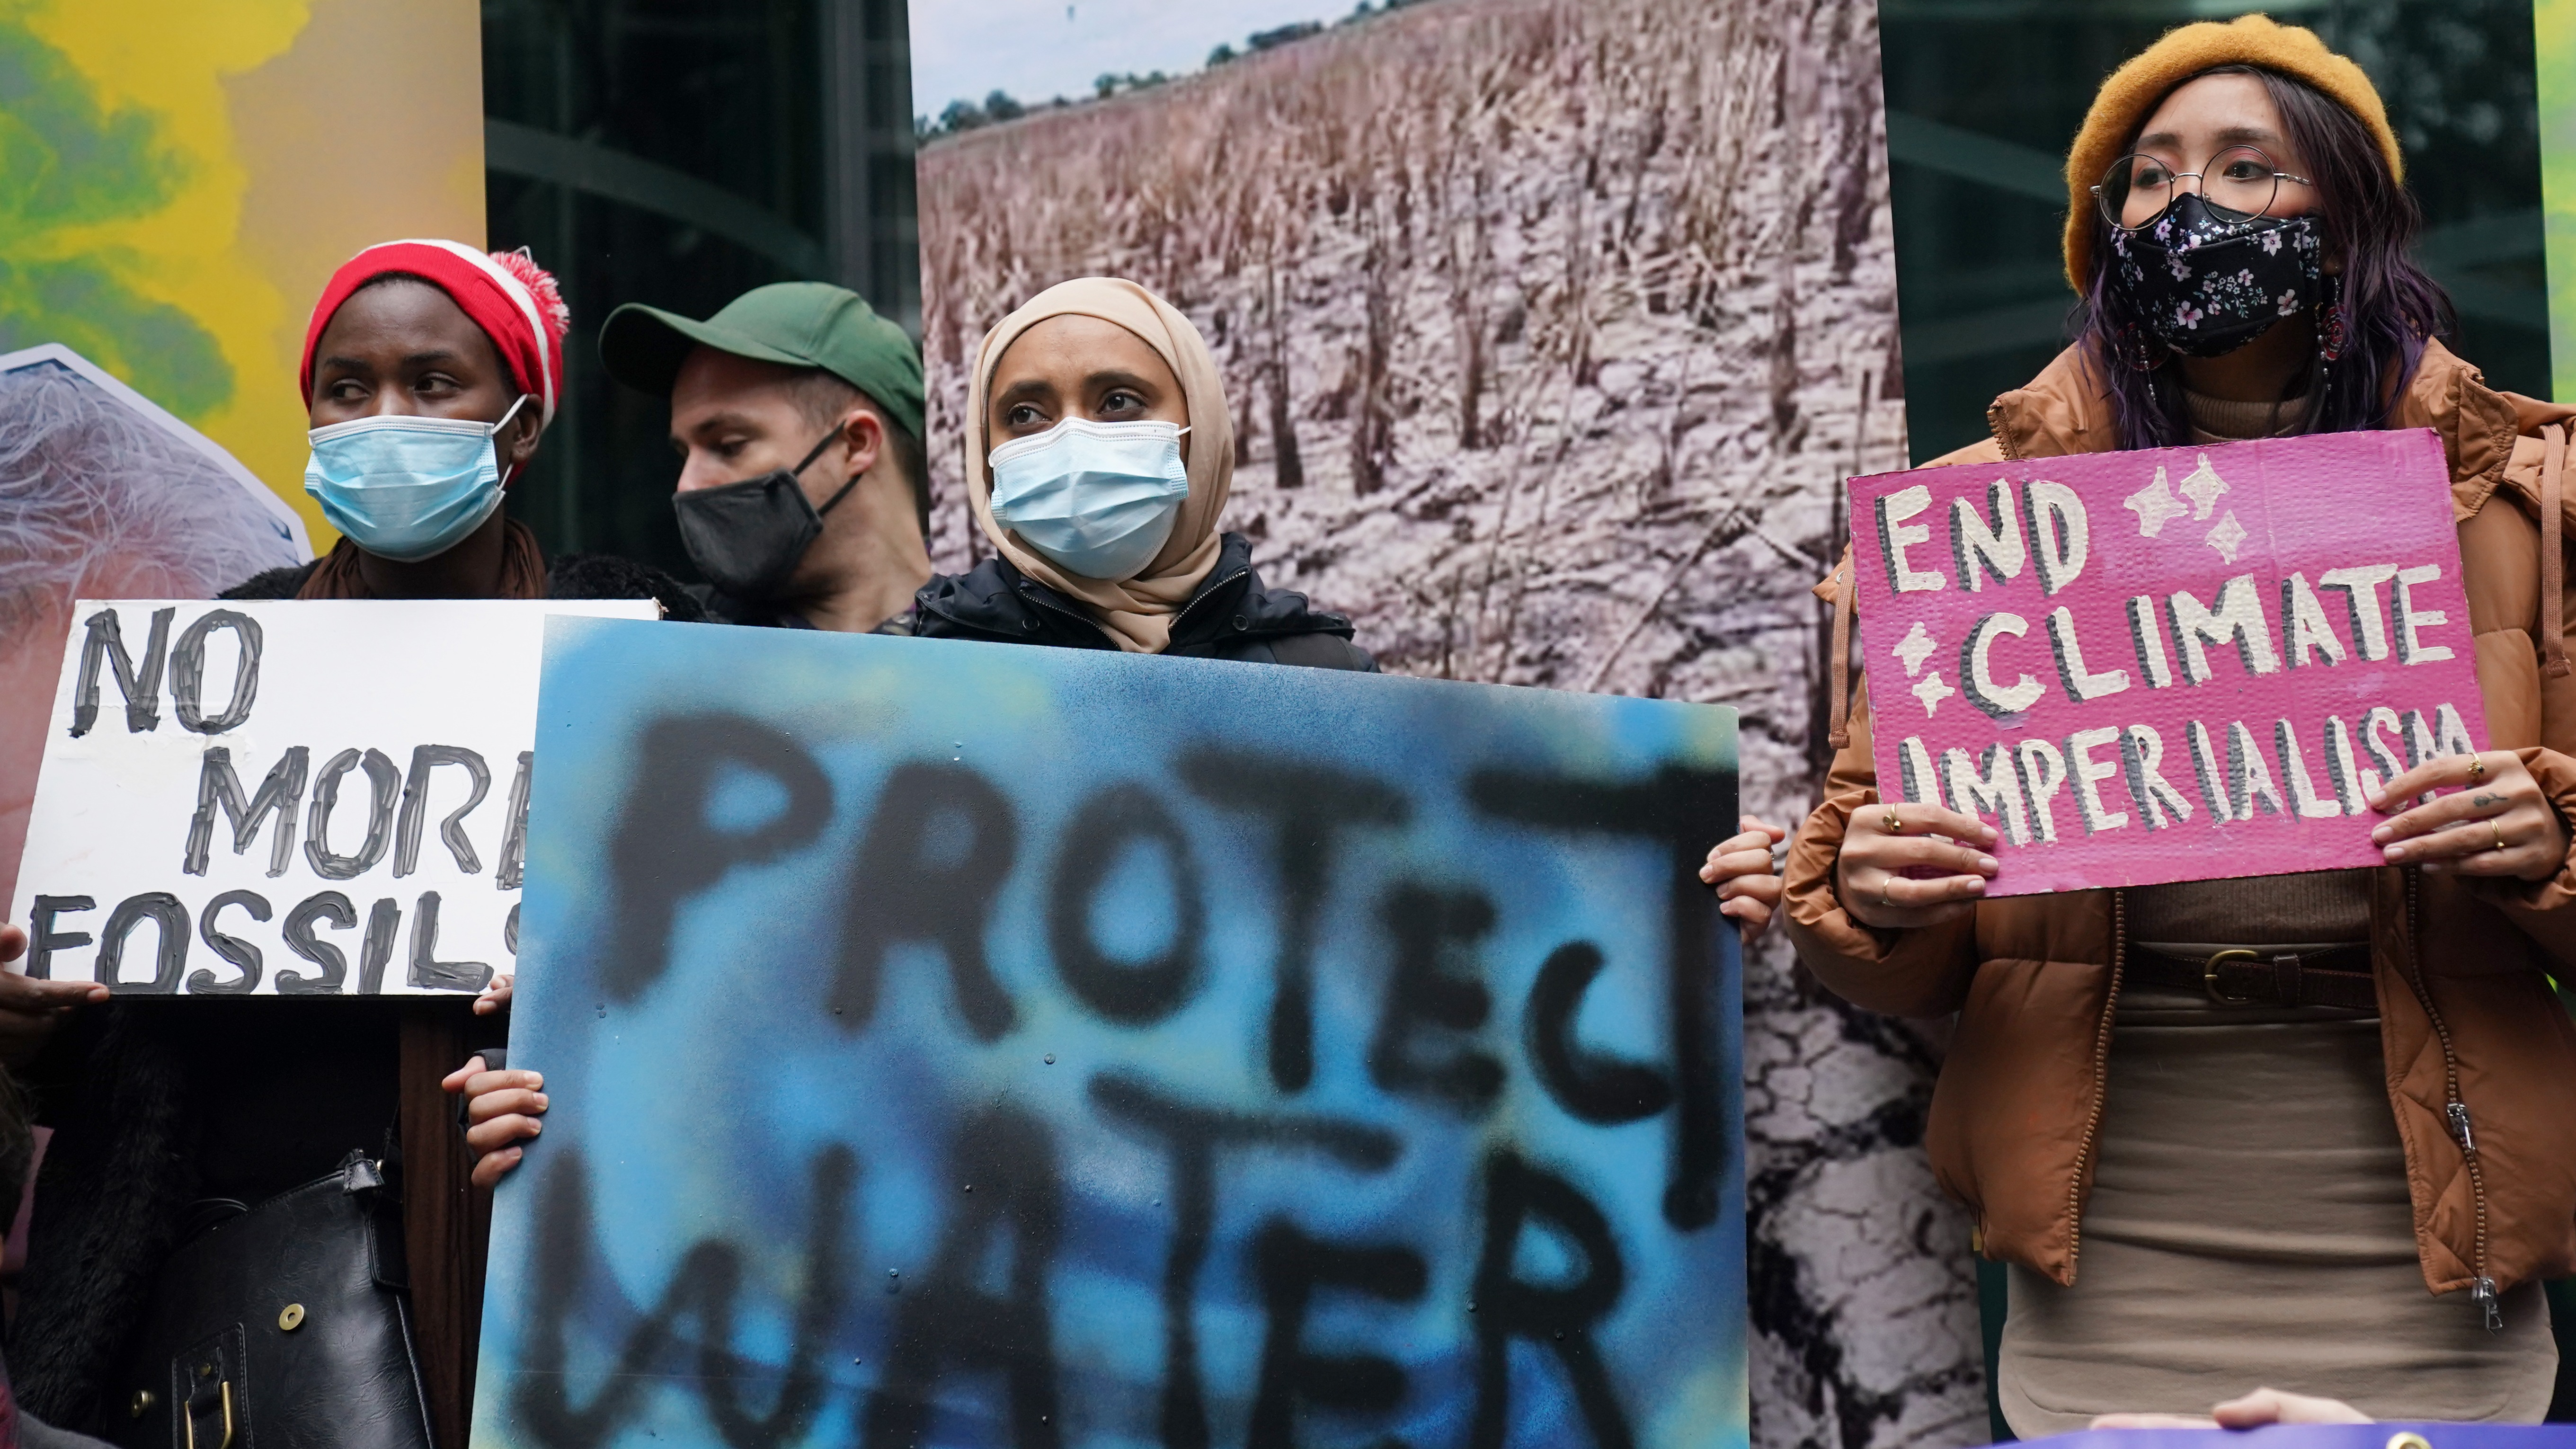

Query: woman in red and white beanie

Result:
[224,239,688,611]
[271,239,563,599]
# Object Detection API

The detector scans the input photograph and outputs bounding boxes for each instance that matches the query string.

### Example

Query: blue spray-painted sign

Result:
[471,617,1744,1449]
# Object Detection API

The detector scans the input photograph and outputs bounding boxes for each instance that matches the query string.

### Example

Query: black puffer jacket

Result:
[221,551,705,619]
[888,532,1375,670]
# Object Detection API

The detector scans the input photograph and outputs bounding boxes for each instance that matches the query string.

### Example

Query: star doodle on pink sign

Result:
[1892,620,1938,676]
[1841,429,2487,896]
[2123,465,2189,538]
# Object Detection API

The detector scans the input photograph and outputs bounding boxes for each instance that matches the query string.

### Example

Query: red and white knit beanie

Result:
[298,240,572,427]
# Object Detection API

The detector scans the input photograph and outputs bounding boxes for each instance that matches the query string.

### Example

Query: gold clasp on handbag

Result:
[182,1374,233,1449]
[2204,948,2261,1005]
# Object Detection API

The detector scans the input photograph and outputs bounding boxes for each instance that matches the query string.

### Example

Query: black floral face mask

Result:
[2107,193,2326,359]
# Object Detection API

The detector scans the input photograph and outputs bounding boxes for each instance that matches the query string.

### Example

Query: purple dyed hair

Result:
[2071,64,2457,449]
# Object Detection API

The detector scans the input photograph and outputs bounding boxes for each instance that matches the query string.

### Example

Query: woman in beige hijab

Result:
[888,277,1373,669]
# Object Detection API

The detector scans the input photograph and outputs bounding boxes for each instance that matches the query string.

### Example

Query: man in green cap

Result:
[599,281,932,631]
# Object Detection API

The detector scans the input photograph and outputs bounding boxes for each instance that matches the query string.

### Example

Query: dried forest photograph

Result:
[908,1,1986,1444]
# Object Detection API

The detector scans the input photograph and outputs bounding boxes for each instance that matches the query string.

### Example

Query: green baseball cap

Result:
[598,281,925,441]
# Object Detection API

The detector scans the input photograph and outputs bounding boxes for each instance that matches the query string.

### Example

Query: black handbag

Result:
[108,1151,435,1449]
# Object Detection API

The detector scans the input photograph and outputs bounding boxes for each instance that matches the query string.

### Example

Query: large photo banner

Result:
[471,618,1745,1449]
[905,0,1898,715]
[12,599,651,994]
[1847,429,2486,896]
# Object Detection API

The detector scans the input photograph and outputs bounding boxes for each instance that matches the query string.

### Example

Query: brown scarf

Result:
[294,518,549,600]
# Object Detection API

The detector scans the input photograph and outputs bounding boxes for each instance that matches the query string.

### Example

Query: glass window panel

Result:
[1883,0,2547,462]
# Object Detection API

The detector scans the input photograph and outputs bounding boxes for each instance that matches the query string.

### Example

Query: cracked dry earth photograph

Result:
[910,0,1985,1443]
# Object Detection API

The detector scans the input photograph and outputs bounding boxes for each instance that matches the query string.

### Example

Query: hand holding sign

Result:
[1698,814,1789,941]
[1833,802,2000,928]
[0,921,107,1067]
[442,1051,546,1189]
[2370,750,2570,878]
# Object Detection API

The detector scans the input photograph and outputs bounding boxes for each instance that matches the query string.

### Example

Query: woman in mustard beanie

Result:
[1774,14,2576,1432]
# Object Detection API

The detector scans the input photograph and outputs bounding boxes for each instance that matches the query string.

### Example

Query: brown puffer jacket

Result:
[1784,338,2576,1307]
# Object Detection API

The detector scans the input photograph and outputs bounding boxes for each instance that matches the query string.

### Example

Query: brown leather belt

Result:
[2128,945,2378,1010]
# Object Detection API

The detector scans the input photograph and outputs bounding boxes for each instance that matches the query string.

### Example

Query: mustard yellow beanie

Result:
[2061,14,2400,293]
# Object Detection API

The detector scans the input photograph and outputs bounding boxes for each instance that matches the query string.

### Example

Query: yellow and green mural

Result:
[0,0,482,545]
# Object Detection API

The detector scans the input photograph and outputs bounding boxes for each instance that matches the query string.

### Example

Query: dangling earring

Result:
[2115,321,2169,373]
[2310,277,2345,425]
[2313,272,2348,362]
[2317,298,2348,363]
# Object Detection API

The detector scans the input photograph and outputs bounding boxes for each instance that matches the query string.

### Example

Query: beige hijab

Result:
[965,277,1234,653]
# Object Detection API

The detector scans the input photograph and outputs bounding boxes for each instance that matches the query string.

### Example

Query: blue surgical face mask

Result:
[987,417,1191,582]
[303,394,529,562]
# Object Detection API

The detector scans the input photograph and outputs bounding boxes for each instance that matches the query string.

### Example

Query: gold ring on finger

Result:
[2468,756,2487,783]
[1883,809,1903,834]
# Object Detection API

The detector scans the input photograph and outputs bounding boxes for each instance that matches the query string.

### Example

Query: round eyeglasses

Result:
[2091,145,2311,231]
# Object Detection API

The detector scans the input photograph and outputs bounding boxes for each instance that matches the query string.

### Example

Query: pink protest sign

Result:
[1844,428,2486,896]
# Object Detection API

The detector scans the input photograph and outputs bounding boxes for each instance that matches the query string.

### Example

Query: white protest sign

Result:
[12,599,654,995]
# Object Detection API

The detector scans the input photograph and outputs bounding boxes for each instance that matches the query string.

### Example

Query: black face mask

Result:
[672,432,855,603]
[2107,193,2326,359]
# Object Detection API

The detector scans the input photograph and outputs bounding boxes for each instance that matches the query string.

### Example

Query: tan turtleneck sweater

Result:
[2184,386,2312,444]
